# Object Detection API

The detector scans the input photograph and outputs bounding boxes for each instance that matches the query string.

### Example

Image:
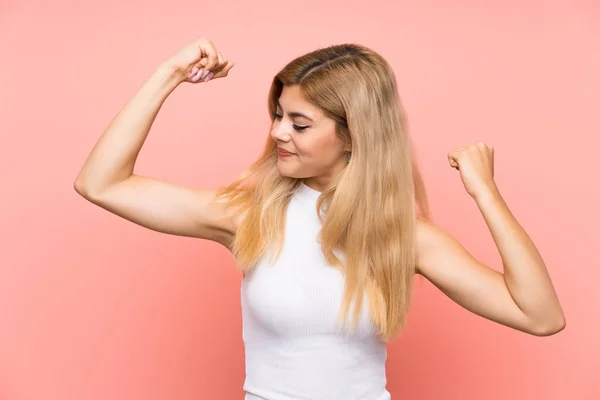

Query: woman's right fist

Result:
[164,37,235,84]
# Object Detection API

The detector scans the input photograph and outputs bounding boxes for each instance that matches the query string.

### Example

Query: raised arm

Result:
[415,143,565,336]
[74,37,237,247]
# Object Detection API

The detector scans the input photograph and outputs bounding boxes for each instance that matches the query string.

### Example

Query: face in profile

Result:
[270,85,350,189]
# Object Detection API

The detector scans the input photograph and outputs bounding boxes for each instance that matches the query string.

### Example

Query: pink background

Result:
[1,0,598,399]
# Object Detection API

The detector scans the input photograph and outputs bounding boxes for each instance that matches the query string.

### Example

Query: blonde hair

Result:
[215,43,430,343]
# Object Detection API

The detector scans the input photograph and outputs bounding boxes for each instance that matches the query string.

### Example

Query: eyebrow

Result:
[277,101,314,122]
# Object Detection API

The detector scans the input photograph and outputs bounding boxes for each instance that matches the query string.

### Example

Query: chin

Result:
[276,159,293,172]
[276,159,317,179]
[276,166,304,179]
[278,170,300,178]
[276,165,293,178]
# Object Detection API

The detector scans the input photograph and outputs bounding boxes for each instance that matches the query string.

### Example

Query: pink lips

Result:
[277,147,295,156]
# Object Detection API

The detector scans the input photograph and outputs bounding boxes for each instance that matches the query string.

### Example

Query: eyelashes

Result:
[272,112,309,132]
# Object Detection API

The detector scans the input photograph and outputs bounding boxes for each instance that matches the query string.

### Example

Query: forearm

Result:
[75,64,182,195]
[474,188,565,332]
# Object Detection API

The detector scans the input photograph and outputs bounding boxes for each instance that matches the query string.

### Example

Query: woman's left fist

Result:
[448,142,498,199]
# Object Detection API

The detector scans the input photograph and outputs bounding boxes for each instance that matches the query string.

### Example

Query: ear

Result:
[339,132,351,153]
[343,140,352,153]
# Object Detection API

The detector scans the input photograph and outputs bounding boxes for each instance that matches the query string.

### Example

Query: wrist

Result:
[153,62,186,89]
[473,184,502,205]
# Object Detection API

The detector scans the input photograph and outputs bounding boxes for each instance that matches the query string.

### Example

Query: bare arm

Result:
[75,65,179,192]
[416,143,565,336]
[74,38,237,246]
[415,197,565,336]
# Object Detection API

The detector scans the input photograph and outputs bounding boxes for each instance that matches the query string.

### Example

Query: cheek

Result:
[297,136,339,159]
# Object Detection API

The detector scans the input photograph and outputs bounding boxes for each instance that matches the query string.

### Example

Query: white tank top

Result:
[241,182,391,400]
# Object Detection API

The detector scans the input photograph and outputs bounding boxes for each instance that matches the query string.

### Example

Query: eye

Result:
[292,124,309,132]
[272,112,310,132]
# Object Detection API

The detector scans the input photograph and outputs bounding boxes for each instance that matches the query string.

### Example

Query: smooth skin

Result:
[75,38,239,248]
[75,37,565,338]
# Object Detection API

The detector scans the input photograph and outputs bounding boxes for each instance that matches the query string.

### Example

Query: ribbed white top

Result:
[241,182,391,400]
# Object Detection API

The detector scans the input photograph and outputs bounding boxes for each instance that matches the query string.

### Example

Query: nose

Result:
[271,120,293,142]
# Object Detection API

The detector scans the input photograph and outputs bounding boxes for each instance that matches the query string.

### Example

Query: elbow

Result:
[73,169,107,200]
[530,314,566,337]
[74,178,86,197]
[74,175,101,200]
[74,176,94,199]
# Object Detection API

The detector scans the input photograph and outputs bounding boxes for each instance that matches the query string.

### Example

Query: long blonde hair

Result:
[215,43,430,343]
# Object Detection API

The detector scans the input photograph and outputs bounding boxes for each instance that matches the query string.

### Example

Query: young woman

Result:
[74,37,565,400]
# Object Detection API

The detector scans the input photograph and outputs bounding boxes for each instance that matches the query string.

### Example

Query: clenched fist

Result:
[163,37,235,84]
